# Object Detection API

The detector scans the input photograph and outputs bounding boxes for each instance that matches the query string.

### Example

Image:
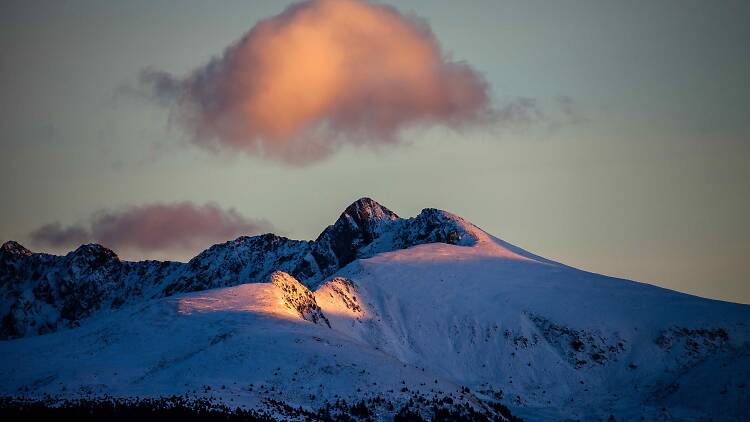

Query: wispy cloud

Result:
[29,202,273,260]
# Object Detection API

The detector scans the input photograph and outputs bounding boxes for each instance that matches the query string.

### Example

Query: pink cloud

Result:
[140,0,495,164]
[29,202,273,260]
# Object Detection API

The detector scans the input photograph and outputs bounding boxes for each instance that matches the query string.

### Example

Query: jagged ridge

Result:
[0,198,479,339]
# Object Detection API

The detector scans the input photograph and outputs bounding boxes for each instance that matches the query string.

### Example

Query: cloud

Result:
[29,223,89,249]
[556,95,588,125]
[29,202,273,260]
[495,97,546,128]
[139,0,495,164]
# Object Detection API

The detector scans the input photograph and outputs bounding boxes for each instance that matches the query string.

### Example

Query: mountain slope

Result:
[1,273,495,420]
[315,236,750,419]
[1,198,749,420]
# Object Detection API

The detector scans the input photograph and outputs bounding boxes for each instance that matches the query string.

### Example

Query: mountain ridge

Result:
[0,198,482,339]
[2,197,749,420]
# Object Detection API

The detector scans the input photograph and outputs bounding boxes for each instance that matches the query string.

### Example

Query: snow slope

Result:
[315,220,750,420]
[1,198,749,420]
[0,275,477,419]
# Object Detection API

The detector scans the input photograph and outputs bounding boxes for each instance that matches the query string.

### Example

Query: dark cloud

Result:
[30,222,89,249]
[29,202,273,260]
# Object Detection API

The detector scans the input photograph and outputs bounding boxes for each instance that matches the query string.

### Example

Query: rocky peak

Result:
[1,241,32,258]
[67,244,119,266]
[340,197,399,226]
[312,198,400,274]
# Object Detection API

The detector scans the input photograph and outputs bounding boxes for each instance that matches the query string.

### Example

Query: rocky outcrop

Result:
[268,271,329,327]
[323,277,362,314]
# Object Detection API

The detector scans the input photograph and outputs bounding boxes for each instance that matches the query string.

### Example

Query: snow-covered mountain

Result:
[1,198,749,420]
[1,198,474,340]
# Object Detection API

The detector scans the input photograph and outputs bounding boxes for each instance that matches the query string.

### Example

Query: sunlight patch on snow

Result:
[174,283,300,321]
[315,277,366,319]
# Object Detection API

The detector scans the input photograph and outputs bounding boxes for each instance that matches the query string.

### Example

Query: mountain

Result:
[1,198,749,421]
[0,198,477,340]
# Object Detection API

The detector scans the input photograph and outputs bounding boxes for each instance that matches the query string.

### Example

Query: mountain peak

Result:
[68,243,119,263]
[312,198,399,273]
[1,240,32,257]
[341,197,399,224]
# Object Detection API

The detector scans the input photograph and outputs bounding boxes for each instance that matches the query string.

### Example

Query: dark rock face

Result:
[312,197,399,275]
[0,198,478,339]
[162,234,316,296]
[0,243,183,339]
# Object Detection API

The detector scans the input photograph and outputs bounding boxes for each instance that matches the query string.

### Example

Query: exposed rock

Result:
[325,277,362,314]
[162,234,316,296]
[528,312,626,368]
[312,197,399,275]
[655,326,729,367]
[0,244,182,339]
[268,271,330,327]
[1,241,32,258]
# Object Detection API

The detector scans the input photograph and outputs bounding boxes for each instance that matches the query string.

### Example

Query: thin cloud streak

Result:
[29,202,274,260]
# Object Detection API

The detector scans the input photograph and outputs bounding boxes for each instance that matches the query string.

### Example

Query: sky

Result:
[1,0,749,303]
